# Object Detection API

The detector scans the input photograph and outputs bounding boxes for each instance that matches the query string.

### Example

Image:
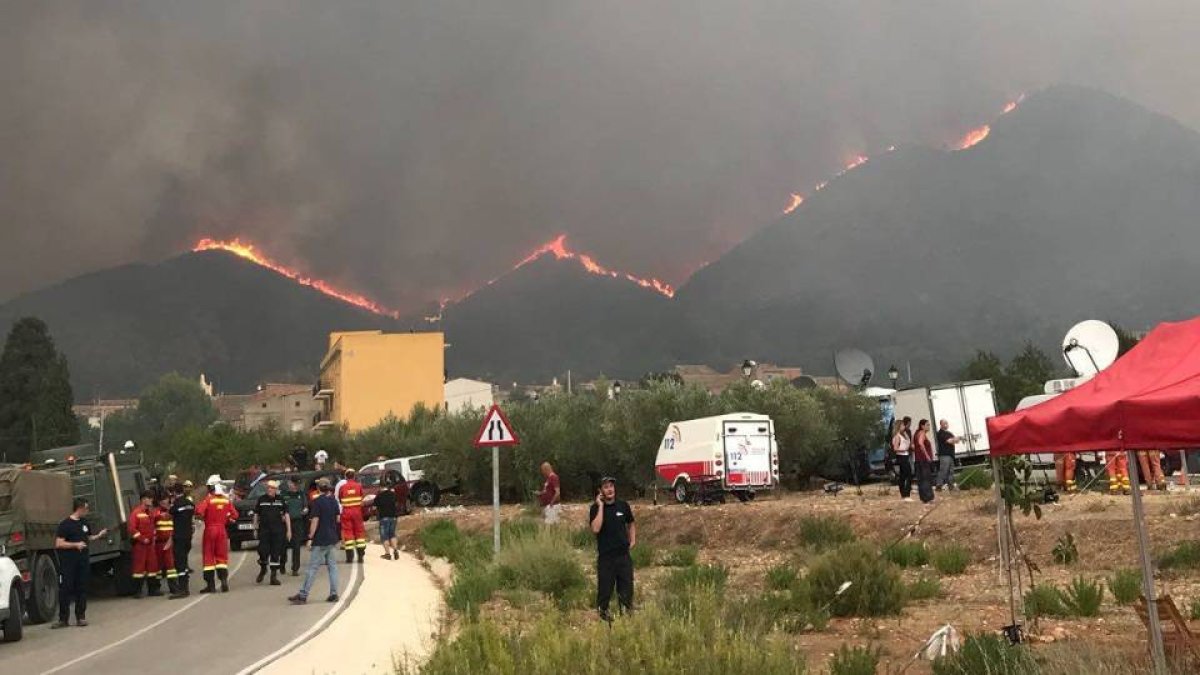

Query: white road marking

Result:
[39,552,250,675]
[233,560,362,675]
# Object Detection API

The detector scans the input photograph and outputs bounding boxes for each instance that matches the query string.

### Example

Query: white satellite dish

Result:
[834,348,875,388]
[1062,320,1119,376]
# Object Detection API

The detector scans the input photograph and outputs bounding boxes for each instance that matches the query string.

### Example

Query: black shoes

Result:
[326,594,339,603]
[288,594,307,605]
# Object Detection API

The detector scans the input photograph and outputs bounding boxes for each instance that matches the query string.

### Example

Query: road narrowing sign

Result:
[473,404,520,447]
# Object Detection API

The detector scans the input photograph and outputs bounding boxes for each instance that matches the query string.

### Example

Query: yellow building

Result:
[313,331,445,431]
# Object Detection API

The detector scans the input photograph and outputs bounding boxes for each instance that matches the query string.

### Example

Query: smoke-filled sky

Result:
[4,1,1199,311]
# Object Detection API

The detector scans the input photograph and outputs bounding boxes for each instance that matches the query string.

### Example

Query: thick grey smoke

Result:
[3,1,1199,310]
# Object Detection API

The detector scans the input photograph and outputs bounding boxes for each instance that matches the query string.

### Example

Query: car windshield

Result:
[246,481,268,501]
[360,469,381,488]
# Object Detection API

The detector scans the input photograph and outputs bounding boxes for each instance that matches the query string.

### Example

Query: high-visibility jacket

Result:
[195,494,239,529]
[128,504,156,544]
[155,507,175,543]
[337,480,364,511]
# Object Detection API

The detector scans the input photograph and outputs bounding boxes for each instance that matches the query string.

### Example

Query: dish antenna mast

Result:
[834,348,875,390]
[1061,320,1119,377]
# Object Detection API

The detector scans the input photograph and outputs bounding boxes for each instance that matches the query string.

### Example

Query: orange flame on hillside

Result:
[783,96,1024,214]
[192,238,401,318]
[511,234,675,297]
[952,125,991,150]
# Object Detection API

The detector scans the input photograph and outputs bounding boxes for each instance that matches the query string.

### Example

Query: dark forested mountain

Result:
[11,85,1200,395]
[675,85,1200,380]
[0,251,398,396]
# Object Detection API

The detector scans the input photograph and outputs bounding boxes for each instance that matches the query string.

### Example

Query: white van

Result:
[656,413,779,503]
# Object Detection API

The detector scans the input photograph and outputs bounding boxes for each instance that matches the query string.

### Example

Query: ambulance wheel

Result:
[2,584,21,642]
[25,554,57,625]
[673,479,689,504]
[734,490,751,503]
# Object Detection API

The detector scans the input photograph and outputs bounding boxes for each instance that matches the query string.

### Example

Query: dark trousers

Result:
[915,460,936,503]
[258,529,286,569]
[174,533,193,580]
[897,455,913,498]
[596,553,634,614]
[58,554,88,622]
[283,517,304,572]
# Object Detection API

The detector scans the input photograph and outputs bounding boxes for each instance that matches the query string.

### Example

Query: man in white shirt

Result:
[314,448,329,470]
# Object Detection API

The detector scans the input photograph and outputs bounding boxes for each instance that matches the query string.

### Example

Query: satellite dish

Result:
[1061,320,1119,376]
[835,348,875,388]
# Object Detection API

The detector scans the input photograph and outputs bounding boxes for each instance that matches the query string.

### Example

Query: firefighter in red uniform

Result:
[154,491,182,598]
[338,469,367,563]
[127,490,161,597]
[195,480,239,593]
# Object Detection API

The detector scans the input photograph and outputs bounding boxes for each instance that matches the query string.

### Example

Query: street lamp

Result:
[887,364,900,389]
[741,359,757,378]
[613,381,622,399]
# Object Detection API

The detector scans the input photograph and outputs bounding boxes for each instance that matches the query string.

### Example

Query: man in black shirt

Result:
[935,420,960,491]
[373,481,399,560]
[53,498,108,628]
[169,481,195,598]
[588,476,636,621]
[254,480,292,585]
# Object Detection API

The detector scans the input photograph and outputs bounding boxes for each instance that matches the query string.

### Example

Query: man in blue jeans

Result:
[288,478,341,604]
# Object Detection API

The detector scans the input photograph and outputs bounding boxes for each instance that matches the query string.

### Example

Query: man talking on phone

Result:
[589,476,635,622]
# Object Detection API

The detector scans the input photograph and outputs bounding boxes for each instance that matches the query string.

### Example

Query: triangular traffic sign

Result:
[473,404,520,447]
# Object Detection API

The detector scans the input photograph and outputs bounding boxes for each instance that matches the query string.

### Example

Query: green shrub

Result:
[494,528,587,603]
[828,644,881,675]
[500,517,540,543]
[418,519,492,567]
[1107,568,1142,605]
[905,576,944,601]
[931,545,970,576]
[1159,540,1200,570]
[766,564,800,591]
[411,592,808,675]
[798,515,856,551]
[1061,576,1103,617]
[955,468,994,491]
[1052,533,1079,565]
[1190,599,1200,621]
[883,540,929,568]
[630,544,656,568]
[931,633,1037,675]
[1023,583,1068,620]
[446,564,498,617]
[663,564,729,594]
[726,579,828,634]
[808,543,905,617]
[661,545,699,567]
[568,527,595,550]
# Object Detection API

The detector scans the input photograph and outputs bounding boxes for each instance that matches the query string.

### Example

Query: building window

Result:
[295,400,301,407]
[262,402,268,408]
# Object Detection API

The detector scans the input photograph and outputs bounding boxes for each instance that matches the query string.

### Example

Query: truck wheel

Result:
[25,554,58,625]
[113,552,135,596]
[2,584,22,642]
[673,479,689,504]
[412,483,440,508]
[734,490,750,503]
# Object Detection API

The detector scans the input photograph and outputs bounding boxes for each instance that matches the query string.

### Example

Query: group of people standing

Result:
[890,417,961,503]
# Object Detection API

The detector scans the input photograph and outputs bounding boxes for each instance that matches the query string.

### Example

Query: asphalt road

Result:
[0,535,362,675]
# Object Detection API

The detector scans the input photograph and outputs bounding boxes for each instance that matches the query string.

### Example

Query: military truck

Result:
[0,445,152,623]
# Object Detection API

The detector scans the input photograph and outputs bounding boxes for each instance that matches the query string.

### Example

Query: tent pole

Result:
[1128,449,1167,674]
[992,457,1018,630]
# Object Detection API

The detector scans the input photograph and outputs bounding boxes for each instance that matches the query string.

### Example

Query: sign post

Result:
[473,404,520,554]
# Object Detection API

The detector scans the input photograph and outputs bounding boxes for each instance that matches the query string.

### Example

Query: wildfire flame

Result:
[192,238,401,318]
[511,234,675,297]
[783,96,1024,214]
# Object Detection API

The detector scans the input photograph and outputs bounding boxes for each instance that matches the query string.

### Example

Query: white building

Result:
[444,378,494,415]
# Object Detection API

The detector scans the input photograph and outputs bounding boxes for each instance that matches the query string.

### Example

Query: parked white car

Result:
[359,454,457,509]
[0,553,23,642]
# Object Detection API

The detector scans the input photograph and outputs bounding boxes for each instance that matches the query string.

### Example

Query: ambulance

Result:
[655,413,779,503]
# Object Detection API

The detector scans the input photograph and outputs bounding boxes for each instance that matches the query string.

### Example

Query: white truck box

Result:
[892,380,997,460]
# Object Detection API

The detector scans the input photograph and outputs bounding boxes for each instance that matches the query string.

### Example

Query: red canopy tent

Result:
[989,316,1200,455]
[984,318,1200,672]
